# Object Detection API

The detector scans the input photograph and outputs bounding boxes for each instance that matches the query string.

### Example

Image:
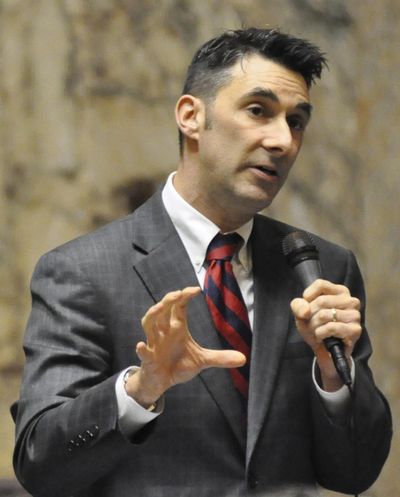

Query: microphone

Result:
[282,231,352,387]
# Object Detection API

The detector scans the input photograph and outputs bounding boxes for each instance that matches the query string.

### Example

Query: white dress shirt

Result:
[162,172,254,325]
[116,172,353,435]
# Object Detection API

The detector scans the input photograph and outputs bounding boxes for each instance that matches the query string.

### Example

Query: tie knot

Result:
[206,233,243,262]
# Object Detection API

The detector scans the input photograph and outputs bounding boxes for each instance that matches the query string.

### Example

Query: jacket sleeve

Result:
[12,249,151,497]
[311,249,392,494]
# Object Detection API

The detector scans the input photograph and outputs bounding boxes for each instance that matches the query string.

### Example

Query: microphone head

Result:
[282,231,319,268]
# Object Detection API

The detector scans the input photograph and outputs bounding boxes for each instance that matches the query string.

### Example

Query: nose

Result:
[261,117,293,156]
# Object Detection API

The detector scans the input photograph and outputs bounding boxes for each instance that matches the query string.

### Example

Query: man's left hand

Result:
[290,279,361,391]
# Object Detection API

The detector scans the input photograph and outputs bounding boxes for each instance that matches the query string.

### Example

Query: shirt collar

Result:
[162,172,253,273]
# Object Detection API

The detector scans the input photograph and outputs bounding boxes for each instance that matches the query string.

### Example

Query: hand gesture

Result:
[125,287,246,407]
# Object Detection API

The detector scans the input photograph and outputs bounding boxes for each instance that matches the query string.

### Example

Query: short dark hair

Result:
[178,27,327,153]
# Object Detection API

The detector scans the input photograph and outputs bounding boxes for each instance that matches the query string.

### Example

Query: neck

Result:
[173,169,253,232]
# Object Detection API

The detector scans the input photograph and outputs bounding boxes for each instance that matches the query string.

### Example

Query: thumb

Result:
[291,298,312,321]
[201,348,247,370]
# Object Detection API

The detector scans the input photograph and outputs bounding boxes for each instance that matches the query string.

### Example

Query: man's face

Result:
[189,54,311,225]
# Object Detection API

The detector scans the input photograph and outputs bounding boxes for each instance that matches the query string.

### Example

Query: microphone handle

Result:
[323,337,352,386]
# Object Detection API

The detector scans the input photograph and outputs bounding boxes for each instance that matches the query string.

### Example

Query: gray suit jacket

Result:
[12,189,391,497]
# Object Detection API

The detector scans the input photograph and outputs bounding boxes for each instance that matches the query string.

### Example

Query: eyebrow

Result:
[243,87,313,118]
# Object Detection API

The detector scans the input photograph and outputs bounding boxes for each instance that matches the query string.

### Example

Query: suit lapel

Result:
[130,191,246,451]
[246,216,295,465]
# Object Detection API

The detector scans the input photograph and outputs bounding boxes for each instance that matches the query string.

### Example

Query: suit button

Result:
[87,424,100,439]
[67,440,76,454]
[248,472,258,489]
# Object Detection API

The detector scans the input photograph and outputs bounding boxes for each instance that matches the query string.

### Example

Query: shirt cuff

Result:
[312,357,355,418]
[115,366,164,437]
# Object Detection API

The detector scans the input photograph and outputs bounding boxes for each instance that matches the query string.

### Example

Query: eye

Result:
[247,104,266,117]
[287,115,307,131]
[287,115,308,131]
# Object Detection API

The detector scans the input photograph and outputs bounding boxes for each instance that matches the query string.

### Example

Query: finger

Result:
[290,298,312,321]
[314,321,362,347]
[303,279,350,301]
[180,286,202,301]
[171,287,201,322]
[141,302,164,347]
[156,290,183,331]
[200,348,247,369]
[309,295,360,315]
[310,308,361,328]
[136,341,152,362]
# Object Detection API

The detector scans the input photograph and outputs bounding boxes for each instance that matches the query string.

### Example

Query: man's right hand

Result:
[124,286,246,408]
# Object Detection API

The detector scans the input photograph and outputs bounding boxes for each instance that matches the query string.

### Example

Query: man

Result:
[12,28,391,497]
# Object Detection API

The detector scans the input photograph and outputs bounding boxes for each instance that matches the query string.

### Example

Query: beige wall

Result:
[1,1,398,495]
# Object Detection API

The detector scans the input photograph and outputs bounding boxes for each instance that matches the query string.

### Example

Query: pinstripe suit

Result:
[12,189,391,496]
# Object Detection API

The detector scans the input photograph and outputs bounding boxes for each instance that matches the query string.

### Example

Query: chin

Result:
[244,187,276,206]
[235,194,273,216]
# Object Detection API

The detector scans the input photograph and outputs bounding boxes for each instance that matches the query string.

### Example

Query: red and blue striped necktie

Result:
[204,232,252,402]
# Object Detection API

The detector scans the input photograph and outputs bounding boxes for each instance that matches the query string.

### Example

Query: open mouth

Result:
[253,165,277,177]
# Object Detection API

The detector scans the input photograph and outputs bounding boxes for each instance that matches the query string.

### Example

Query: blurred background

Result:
[0,1,398,495]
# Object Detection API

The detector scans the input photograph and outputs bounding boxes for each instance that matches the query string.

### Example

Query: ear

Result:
[175,95,205,143]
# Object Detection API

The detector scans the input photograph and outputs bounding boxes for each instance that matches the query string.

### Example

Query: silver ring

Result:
[331,308,337,322]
